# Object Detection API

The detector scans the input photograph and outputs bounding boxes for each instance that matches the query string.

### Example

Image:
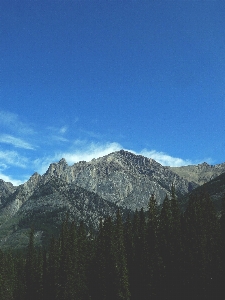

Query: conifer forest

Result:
[1,189,225,300]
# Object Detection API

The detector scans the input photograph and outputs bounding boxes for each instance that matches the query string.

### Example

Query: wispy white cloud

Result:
[0,110,34,135]
[62,142,122,165]
[33,142,122,174]
[45,125,69,143]
[59,126,68,134]
[0,134,34,150]
[138,149,206,167]
[80,129,104,139]
[0,151,29,184]
[0,172,24,186]
[0,150,28,168]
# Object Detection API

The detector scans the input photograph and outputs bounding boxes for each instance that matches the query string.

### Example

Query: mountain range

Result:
[1,149,225,249]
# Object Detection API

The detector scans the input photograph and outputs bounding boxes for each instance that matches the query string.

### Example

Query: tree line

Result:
[1,186,225,299]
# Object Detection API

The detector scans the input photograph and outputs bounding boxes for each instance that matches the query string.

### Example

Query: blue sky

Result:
[1,0,225,185]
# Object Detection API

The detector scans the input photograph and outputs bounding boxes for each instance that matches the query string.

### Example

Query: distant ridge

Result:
[170,161,225,185]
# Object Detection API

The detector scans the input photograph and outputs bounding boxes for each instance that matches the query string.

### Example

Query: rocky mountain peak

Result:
[45,158,69,178]
[58,158,67,166]
[197,162,211,169]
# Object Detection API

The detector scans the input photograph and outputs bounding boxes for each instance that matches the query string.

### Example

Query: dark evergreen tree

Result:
[145,194,163,299]
[168,184,183,298]
[131,208,147,300]
[111,210,130,300]
[47,236,60,300]
[184,192,221,299]
[25,228,37,300]
[123,212,134,288]
[220,194,225,299]
[76,221,89,299]
[0,250,16,300]
[93,216,114,300]
[13,254,26,300]
[58,217,71,300]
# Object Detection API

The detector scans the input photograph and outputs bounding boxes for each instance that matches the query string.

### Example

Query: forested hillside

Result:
[0,188,225,300]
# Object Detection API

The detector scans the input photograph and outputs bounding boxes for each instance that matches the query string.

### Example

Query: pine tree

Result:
[131,208,147,300]
[112,210,130,300]
[184,192,221,299]
[14,254,26,300]
[145,194,163,299]
[25,228,37,300]
[47,236,60,300]
[93,216,114,300]
[76,221,89,299]
[168,184,183,298]
[0,250,16,300]
[58,217,70,300]
[123,212,134,288]
[220,194,225,299]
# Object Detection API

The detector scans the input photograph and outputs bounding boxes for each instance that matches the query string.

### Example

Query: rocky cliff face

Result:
[0,180,16,205]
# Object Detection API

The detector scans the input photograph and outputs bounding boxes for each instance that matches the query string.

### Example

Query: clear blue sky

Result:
[1,0,225,184]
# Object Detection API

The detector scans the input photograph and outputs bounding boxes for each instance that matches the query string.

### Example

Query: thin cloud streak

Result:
[33,142,122,174]
[0,134,34,150]
[0,150,28,168]
[62,142,122,165]
[0,172,24,186]
[138,149,209,167]
[139,150,193,167]
[0,110,35,135]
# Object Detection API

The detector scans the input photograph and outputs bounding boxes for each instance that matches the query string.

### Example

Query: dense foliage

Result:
[0,190,225,299]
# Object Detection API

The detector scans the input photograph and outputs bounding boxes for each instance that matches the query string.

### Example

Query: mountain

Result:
[170,162,225,186]
[1,149,225,249]
[43,150,197,210]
